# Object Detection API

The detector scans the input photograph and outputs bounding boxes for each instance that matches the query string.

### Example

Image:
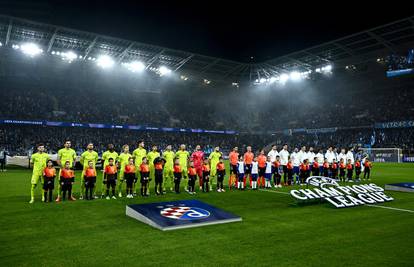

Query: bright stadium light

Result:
[124,61,145,72]
[322,64,332,72]
[62,51,78,62]
[279,73,289,83]
[20,43,43,57]
[0,42,2,47]
[159,66,171,76]
[259,78,267,83]
[96,55,114,68]
[269,77,278,83]
[290,71,302,81]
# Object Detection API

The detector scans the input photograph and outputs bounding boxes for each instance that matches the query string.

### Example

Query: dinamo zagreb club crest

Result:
[160,206,210,220]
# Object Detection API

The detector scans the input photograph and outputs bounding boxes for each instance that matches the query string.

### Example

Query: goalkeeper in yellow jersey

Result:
[29,143,50,204]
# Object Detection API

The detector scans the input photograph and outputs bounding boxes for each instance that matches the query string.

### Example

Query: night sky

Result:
[1,0,413,62]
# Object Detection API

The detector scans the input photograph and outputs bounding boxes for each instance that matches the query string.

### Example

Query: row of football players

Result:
[29,141,373,203]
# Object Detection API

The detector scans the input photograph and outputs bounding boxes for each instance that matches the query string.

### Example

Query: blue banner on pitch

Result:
[385,183,414,193]
[126,200,242,231]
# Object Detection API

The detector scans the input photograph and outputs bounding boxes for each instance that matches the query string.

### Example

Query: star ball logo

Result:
[158,204,210,220]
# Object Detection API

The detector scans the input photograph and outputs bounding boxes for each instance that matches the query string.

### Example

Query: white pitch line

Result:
[259,189,290,195]
[366,204,414,213]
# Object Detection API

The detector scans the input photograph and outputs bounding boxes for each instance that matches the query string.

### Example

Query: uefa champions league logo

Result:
[158,204,210,220]
[290,176,394,208]
[306,176,339,188]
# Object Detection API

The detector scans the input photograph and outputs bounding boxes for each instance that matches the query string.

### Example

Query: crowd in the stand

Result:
[1,80,413,132]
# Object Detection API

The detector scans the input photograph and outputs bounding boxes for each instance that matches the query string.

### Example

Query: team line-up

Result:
[29,140,373,203]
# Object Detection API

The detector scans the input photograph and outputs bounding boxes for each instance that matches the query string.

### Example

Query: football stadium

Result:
[0,3,414,266]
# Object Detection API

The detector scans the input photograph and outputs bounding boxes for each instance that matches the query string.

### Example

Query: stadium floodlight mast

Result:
[19,42,43,57]
[123,61,145,72]
[96,55,114,68]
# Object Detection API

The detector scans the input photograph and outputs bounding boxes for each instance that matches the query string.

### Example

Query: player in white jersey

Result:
[307,147,316,164]
[279,144,289,185]
[237,156,245,190]
[297,146,307,165]
[338,148,347,164]
[264,156,273,188]
[325,146,336,164]
[346,148,355,164]
[290,148,301,184]
[316,149,324,174]
[251,157,259,189]
[267,145,279,163]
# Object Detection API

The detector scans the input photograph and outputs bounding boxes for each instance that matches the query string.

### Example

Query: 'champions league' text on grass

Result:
[290,183,394,208]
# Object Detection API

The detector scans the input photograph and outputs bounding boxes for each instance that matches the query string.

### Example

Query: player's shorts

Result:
[163,167,174,178]
[210,166,217,176]
[43,177,55,190]
[258,167,266,177]
[140,172,149,184]
[174,172,182,181]
[84,176,96,187]
[195,166,203,178]
[245,164,252,174]
[60,178,74,190]
[202,172,209,181]
[31,171,43,185]
[237,173,244,182]
[124,173,135,186]
[189,175,196,181]
[293,166,300,175]
[155,170,163,183]
[181,168,188,178]
[265,173,272,180]
[230,164,237,174]
[251,173,258,181]
[106,174,117,187]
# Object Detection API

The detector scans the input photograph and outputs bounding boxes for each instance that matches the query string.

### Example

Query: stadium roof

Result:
[0,15,413,83]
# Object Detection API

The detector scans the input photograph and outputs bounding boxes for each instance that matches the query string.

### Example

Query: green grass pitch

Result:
[0,162,413,266]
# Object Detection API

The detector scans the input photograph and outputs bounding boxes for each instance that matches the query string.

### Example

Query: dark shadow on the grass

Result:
[288,198,330,208]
